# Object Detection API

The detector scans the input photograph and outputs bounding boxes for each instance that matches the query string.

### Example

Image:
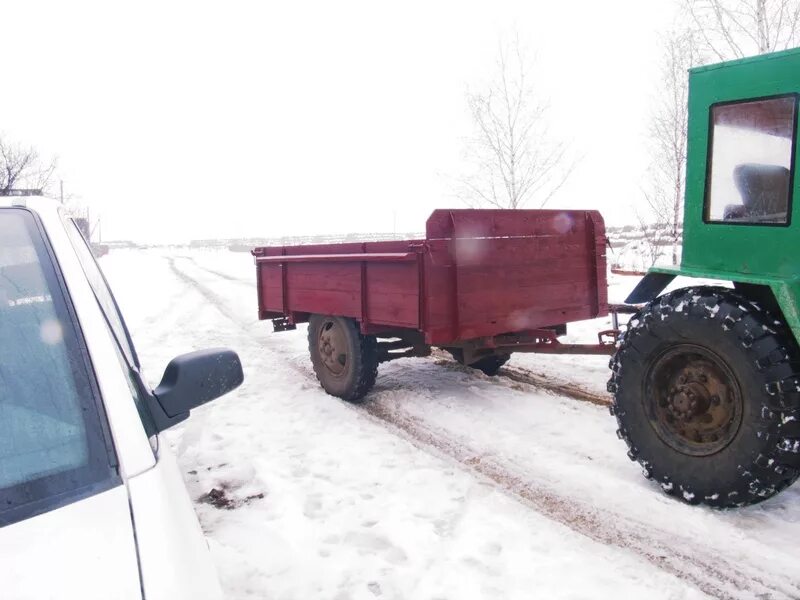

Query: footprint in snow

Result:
[343,531,408,565]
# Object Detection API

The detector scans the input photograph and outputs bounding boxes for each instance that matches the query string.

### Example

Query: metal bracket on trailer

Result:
[608,302,641,331]
[458,328,616,357]
[272,317,297,332]
[459,305,642,358]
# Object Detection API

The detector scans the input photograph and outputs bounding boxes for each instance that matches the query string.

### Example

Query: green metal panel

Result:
[683,49,800,277]
[649,263,800,343]
[658,49,800,343]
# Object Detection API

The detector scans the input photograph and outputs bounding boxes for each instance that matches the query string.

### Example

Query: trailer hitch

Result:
[597,329,621,346]
[591,304,641,347]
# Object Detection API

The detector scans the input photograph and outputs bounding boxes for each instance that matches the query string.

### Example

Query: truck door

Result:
[0,208,141,599]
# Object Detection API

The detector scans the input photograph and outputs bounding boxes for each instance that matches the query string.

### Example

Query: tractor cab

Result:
[681,57,799,281]
[629,49,800,328]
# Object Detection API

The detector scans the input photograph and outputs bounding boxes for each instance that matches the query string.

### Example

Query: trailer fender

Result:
[624,272,676,304]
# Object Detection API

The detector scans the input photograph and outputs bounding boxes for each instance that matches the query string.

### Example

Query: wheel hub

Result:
[667,380,712,421]
[317,320,348,376]
[646,345,742,456]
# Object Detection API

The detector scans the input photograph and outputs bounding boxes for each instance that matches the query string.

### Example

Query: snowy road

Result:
[102,249,800,600]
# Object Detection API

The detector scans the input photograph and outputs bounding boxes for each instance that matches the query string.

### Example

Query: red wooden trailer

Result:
[252,209,618,401]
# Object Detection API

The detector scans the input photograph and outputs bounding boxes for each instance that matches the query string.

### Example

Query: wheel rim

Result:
[317,319,349,377]
[644,344,743,456]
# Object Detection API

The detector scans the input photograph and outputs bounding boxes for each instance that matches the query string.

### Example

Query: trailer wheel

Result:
[471,355,510,376]
[608,287,800,507]
[308,315,378,402]
[447,349,510,376]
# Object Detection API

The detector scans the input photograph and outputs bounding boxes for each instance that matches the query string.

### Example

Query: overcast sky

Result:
[2,1,677,243]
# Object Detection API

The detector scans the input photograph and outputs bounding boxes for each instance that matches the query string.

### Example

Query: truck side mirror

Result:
[145,348,244,433]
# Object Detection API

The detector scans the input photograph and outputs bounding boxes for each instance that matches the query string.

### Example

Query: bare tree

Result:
[459,37,573,209]
[684,0,800,59]
[0,137,57,195]
[635,210,669,270]
[644,29,701,265]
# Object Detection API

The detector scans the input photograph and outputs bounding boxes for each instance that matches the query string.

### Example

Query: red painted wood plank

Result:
[450,239,591,267]
[365,262,419,294]
[426,209,596,239]
[365,293,419,327]
[280,242,366,256]
[258,263,283,312]
[457,285,595,323]
[286,288,361,317]
[457,306,596,341]
[254,240,423,258]
[455,263,594,289]
[256,252,417,264]
[285,263,360,292]
[365,240,423,252]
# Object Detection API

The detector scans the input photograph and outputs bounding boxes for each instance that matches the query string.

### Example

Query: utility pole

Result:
[60,180,64,204]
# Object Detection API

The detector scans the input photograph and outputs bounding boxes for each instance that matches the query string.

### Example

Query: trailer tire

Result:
[608,286,800,508]
[447,349,510,376]
[471,354,510,376]
[308,315,378,402]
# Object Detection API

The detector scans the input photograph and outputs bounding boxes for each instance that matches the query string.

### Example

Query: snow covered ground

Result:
[101,248,800,600]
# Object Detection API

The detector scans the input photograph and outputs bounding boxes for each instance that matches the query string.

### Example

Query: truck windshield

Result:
[0,208,116,526]
[705,95,798,225]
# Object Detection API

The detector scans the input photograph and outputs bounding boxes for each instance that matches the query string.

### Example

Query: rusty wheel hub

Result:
[645,345,742,456]
[318,319,348,376]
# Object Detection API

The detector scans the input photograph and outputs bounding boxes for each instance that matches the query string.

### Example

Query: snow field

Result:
[101,249,799,599]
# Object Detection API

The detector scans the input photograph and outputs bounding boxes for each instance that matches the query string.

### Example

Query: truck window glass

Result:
[61,216,139,368]
[0,209,117,526]
[705,95,797,225]
[61,216,158,446]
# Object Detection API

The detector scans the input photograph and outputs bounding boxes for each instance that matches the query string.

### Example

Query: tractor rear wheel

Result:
[608,286,800,507]
[308,315,378,402]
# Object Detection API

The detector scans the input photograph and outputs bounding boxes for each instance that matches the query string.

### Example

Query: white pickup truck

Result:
[0,195,243,599]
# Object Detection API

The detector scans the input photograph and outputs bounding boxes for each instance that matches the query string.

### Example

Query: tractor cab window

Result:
[705,95,798,225]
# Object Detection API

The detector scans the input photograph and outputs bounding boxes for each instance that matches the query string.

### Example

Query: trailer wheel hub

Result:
[317,319,348,376]
[645,344,743,456]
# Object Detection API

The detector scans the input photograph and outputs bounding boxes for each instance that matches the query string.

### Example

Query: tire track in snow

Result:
[429,350,612,407]
[168,254,800,600]
[175,254,254,285]
[499,364,611,406]
[167,257,248,324]
[167,256,313,381]
[103,255,201,352]
[361,398,795,600]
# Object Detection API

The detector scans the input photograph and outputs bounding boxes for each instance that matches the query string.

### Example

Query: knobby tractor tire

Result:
[308,315,378,402]
[447,349,510,376]
[608,286,800,508]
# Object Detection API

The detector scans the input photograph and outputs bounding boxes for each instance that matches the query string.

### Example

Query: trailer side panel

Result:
[422,209,608,344]
[254,209,608,346]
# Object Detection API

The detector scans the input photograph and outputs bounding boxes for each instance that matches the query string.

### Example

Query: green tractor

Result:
[609,48,800,508]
